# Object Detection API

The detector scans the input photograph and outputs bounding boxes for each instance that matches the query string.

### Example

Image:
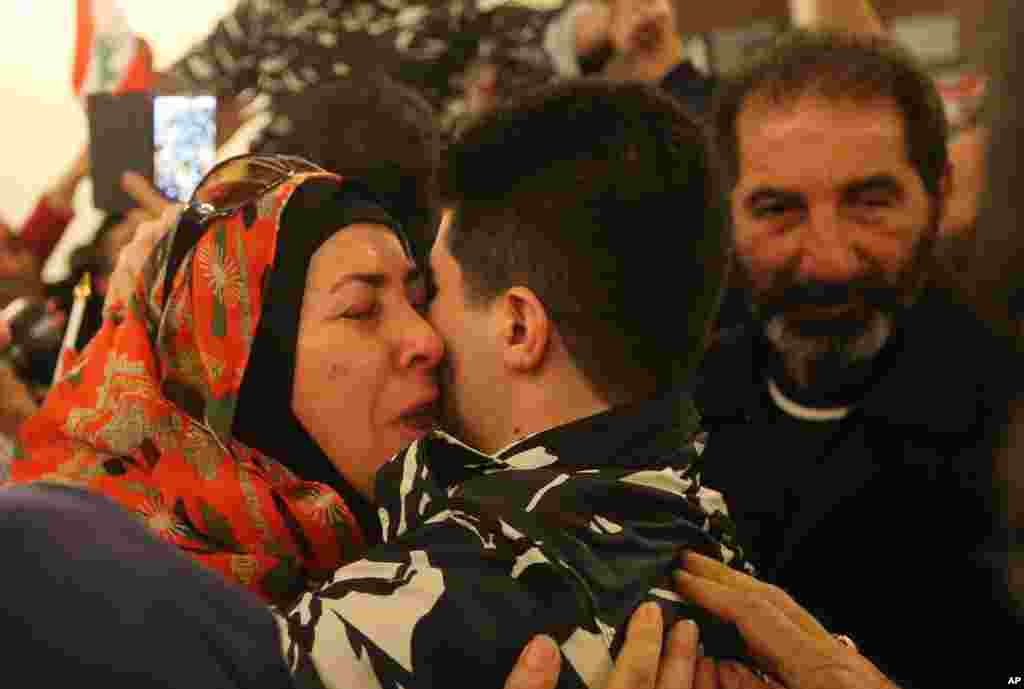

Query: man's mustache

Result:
[754,278,903,323]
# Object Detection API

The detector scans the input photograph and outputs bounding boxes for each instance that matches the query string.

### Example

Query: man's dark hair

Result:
[712,30,950,198]
[439,78,729,405]
[254,72,441,259]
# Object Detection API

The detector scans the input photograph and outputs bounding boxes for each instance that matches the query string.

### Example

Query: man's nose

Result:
[795,208,861,283]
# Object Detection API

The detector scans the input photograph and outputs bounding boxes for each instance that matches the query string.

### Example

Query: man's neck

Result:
[482,376,611,456]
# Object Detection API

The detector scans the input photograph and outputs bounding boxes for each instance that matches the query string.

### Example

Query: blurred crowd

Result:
[0,1,1019,688]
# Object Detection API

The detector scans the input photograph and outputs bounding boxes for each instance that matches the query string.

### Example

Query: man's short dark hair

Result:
[712,30,950,198]
[254,72,441,259]
[439,79,729,405]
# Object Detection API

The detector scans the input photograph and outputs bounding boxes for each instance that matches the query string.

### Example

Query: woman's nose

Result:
[399,310,445,372]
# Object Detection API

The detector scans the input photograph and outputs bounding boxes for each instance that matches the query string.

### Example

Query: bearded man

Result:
[694,31,1020,688]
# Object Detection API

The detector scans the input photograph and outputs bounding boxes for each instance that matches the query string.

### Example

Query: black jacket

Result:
[695,286,1022,686]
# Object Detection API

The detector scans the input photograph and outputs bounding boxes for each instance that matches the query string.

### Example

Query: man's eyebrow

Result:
[843,174,904,197]
[330,267,423,293]
[744,187,805,209]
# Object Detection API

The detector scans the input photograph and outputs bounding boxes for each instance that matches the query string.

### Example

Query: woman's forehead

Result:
[310,224,415,281]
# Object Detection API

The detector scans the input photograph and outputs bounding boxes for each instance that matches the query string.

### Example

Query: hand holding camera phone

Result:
[88,92,217,213]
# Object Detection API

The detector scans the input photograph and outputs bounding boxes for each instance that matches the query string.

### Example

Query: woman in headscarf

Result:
[9,159,443,607]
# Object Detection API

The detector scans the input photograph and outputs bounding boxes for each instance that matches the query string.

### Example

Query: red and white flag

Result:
[72,0,154,98]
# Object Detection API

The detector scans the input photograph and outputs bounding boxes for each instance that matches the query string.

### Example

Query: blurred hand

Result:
[70,145,91,179]
[0,318,10,350]
[103,204,181,316]
[216,92,260,148]
[504,602,709,689]
[45,145,92,213]
[574,0,612,58]
[942,125,989,237]
[465,61,500,116]
[121,171,175,219]
[674,552,898,689]
[604,0,683,82]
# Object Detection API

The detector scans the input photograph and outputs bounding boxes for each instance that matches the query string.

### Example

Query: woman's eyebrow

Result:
[330,267,423,293]
[330,273,388,293]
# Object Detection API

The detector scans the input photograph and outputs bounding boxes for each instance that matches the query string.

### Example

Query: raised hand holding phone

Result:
[87,92,216,214]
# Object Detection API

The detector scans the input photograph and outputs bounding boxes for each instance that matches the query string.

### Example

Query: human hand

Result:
[121,171,175,220]
[574,0,612,59]
[504,601,713,689]
[103,204,181,316]
[46,145,92,212]
[604,0,683,83]
[674,552,897,689]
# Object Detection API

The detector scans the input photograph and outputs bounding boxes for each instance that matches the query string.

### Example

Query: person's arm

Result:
[788,0,886,37]
[279,542,546,689]
[17,148,89,263]
[602,0,684,84]
[942,125,989,238]
[103,203,180,318]
[585,0,716,118]
[544,1,612,77]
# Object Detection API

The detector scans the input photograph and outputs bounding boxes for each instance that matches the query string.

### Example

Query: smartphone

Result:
[87,93,217,213]
[153,95,217,203]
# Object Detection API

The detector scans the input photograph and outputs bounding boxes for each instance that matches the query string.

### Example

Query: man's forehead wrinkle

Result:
[741,100,904,143]
[736,99,912,197]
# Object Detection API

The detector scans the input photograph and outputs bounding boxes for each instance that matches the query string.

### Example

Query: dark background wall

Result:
[674,0,996,64]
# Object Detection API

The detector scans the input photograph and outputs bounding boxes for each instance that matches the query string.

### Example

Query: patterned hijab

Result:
[11,171,402,607]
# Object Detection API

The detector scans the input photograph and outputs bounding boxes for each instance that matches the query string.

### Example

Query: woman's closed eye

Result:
[329,284,379,320]
[341,301,379,320]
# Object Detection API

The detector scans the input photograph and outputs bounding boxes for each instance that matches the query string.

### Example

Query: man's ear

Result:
[497,286,551,373]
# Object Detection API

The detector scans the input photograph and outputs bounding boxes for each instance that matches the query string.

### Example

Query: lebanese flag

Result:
[72,0,154,97]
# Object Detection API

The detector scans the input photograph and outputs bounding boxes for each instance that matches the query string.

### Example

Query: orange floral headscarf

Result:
[10,172,368,606]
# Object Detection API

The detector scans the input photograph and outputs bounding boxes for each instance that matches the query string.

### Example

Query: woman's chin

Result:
[397,415,438,445]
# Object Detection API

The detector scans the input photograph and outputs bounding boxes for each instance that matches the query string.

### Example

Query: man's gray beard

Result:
[764,312,893,389]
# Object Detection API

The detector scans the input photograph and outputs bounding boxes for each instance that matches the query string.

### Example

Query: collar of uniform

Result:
[493,384,703,472]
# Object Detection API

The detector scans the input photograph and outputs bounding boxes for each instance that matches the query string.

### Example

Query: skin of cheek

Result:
[328,360,351,381]
[737,213,928,289]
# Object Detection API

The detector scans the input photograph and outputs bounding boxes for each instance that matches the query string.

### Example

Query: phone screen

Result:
[153,95,217,202]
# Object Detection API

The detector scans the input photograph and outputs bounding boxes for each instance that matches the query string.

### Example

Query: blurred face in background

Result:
[608,0,679,55]
[729,95,947,387]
